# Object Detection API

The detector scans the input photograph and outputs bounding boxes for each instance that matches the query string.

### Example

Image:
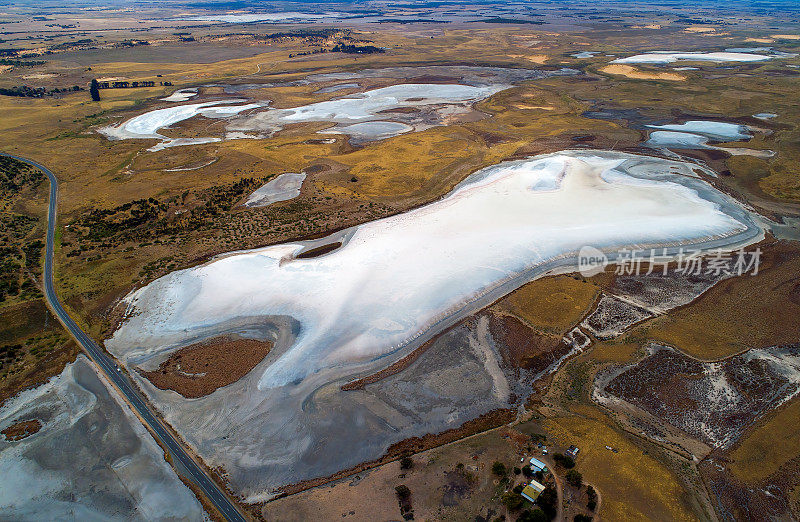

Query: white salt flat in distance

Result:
[230,83,502,135]
[646,120,752,140]
[98,100,261,140]
[613,51,776,64]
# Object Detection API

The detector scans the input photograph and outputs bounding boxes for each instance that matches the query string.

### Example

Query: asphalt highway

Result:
[2,153,247,522]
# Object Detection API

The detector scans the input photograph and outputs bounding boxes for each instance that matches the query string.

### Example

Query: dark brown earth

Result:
[296,241,342,259]
[601,344,800,448]
[700,453,797,521]
[140,336,272,398]
[377,107,421,114]
[788,283,800,306]
[488,313,569,374]
[1,419,42,441]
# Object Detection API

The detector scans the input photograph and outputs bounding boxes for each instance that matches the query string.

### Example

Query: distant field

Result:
[52,43,279,65]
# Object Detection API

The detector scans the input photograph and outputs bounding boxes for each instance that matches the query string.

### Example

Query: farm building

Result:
[566,445,580,459]
[521,480,546,503]
[528,457,548,473]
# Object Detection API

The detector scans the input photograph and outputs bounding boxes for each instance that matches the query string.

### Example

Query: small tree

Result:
[501,491,524,511]
[574,515,593,522]
[566,469,583,488]
[518,508,549,522]
[400,456,413,470]
[492,461,507,477]
[535,486,558,519]
[514,466,522,475]
[90,79,100,101]
[587,485,597,511]
[395,484,411,499]
[522,464,533,478]
[553,453,575,469]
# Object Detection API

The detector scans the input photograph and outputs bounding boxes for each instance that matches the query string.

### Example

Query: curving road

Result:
[1,153,247,522]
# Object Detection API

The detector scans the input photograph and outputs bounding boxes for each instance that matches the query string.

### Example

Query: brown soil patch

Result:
[599,64,686,82]
[377,107,421,114]
[388,407,514,455]
[140,336,272,398]
[296,242,342,259]
[488,313,567,373]
[2,419,42,441]
[601,344,800,448]
[507,54,549,64]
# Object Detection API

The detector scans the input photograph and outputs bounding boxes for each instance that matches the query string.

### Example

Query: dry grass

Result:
[0,300,78,405]
[589,341,641,364]
[728,398,800,484]
[493,275,600,335]
[542,412,699,521]
[599,64,686,82]
[625,241,800,360]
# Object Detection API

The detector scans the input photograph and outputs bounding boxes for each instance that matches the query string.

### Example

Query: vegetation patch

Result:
[0,157,45,303]
[492,275,600,335]
[140,336,272,398]
[634,241,800,359]
[1,418,41,441]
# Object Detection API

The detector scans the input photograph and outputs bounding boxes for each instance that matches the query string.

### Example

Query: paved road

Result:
[2,153,247,522]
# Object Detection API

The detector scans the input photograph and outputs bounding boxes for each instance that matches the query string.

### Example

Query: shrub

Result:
[587,485,597,510]
[395,484,411,499]
[518,508,549,522]
[501,491,524,511]
[535,486,558,520]
[553,453,575,469]
[90,79,100,101]
[566,469,583,488]
[574,515,593,522]
[492,461,507,477]
[400,456,413,470]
